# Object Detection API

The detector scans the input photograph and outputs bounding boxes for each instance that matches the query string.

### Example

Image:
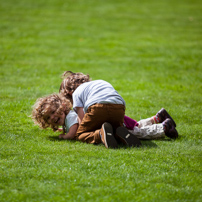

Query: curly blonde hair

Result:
[31,93,72,131]
[59,71,91,100]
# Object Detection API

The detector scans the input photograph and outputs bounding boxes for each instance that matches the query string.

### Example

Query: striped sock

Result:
[153,115,160,124]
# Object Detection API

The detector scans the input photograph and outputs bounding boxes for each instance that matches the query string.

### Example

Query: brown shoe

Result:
[156,108,176,127]
[116,126,141,147]
[163,118,178,139]
[100,122,118,149]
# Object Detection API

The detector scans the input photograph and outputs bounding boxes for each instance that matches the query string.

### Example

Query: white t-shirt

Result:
[72,80,125,113]
[65,110,78,132]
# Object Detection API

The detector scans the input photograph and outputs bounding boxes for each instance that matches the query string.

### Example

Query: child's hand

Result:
[58,124,78,140]
[59,133,66,139]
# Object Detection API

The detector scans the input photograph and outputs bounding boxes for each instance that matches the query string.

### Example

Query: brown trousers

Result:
[75,103,125,144]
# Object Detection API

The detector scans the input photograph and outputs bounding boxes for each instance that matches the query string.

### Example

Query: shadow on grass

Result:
[47,136,78,143]
[48,135,63,141]
[140,138,176,148]
[47,136,175,149]
[140,140,158,148]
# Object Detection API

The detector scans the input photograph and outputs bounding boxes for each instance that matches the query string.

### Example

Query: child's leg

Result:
[76,104,141,147]
[75,108,106,144]
[128,124,165,140]
[123,115,139,130]
[137,117,154,128]
[154,108,176,127]
[75,104,125,145]
[137,108,176,128]
[123,115,160,138]
[129,118,178,140]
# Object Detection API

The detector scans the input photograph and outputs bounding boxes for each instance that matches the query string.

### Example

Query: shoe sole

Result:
[161,108,176,127]
[165,119,178,139]
[101,123,118,149]
[169,128,178,139]
[116,127,141,147]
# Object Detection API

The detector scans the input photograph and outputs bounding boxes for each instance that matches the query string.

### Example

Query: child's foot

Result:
[116,126,141,147]
[163,118,178,139]
[156,108,176,127]
[100,122,118,149]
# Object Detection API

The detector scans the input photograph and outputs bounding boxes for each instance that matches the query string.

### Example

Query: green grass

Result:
[0,0,202,201]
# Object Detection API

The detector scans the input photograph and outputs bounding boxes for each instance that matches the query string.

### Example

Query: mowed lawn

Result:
[0,0,202,201]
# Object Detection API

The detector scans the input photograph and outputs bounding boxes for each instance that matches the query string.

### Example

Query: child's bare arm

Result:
[76,107,84,124]
[59,123,79,140]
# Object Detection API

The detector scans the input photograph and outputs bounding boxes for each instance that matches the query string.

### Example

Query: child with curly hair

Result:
[31,94,78,140]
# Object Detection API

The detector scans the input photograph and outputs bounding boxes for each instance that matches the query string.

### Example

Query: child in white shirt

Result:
[59,71,178,147]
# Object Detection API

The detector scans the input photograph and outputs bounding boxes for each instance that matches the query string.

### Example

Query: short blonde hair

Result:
[31,93,72,131]
[59,71,91,99]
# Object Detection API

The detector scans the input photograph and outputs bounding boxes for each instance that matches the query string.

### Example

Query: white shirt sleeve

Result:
[65,110,79,133]
[72,92,84,110]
